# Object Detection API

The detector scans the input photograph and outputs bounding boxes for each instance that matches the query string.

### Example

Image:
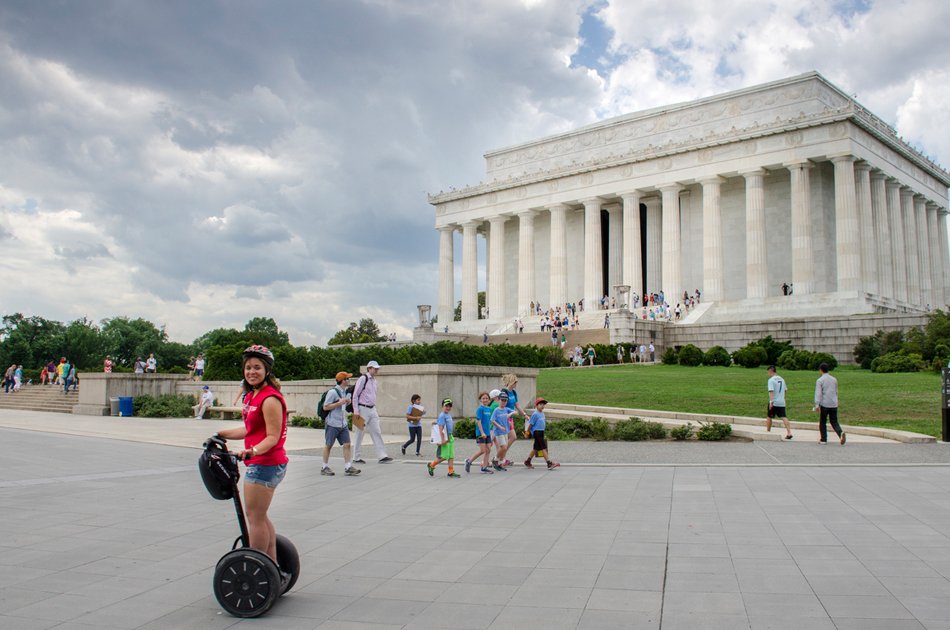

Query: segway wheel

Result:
[275,534,300,595]
[213,549,281,618]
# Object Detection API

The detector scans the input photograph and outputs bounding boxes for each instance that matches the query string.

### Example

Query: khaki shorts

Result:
[493,434,508,447]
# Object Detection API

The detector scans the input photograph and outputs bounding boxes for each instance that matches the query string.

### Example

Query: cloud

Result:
[0,0,946,346]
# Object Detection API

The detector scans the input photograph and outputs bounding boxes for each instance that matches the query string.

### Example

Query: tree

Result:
[60,317,102,369]
[327,318,387,345]
[0,313,66,369]
[100,317,167,367]
[243,317,290,347]
[454,292,486,321]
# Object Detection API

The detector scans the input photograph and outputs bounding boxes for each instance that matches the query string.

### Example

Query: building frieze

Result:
[430,73,949,209]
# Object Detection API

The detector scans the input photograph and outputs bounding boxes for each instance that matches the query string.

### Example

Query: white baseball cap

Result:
[489,389,501,399]
[367,360,381,369]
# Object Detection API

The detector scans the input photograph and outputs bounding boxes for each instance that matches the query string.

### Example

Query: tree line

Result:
[0,313,558,382]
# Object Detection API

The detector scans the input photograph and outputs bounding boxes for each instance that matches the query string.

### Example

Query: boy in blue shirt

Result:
[427,399,461,478]
[523,397,559,469]
[464,391,495,474]
[490,391,515,471]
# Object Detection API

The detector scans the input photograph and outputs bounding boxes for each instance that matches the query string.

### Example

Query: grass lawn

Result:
[537,364,945,437]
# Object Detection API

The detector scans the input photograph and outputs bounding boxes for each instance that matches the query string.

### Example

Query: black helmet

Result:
[198,435,239,500]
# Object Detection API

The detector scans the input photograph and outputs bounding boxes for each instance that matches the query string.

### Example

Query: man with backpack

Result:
[351,360,392,464]
[318,372,360,476]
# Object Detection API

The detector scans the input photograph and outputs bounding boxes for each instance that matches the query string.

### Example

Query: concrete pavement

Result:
[4,412,950,628]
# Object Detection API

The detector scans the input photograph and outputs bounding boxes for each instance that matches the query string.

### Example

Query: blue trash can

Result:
[118,396,134,417]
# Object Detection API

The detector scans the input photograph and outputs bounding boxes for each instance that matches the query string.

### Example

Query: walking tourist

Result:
[352,360,392,464]
[464,391,494,474]
[814,362,845,445]
[500,373,526,466]
[133,357,145,374]
[61,358,72,394]
[194,385,214,419]
[215,345,289,562]
[649,342,655,362]
[490,391,514,471]
[321,371,360,476]
[586,345,596,366]
[47,360,57,385]
[40,365,48,385]
[427,398,460,478]
[523,397,559,469]
[766,365,793,439]
[617,344,625,364]
[13,365,23,392]
[145,353,157,373]
[103,355,113,373]
[402,394,424,456]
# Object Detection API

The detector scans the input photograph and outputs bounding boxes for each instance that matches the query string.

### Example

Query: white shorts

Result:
[493,434,508,447]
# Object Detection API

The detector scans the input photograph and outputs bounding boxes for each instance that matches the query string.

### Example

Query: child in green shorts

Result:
[427,398,460,478]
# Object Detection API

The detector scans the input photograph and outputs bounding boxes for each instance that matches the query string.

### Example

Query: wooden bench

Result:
[208,406,296,419]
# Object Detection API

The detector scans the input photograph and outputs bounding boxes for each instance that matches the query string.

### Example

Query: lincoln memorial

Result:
[427,72,950,337]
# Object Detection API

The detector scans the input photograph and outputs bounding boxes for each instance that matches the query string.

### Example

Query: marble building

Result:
[428,72,950,332]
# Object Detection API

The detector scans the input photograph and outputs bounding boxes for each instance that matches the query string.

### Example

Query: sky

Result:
[1,0,949,346]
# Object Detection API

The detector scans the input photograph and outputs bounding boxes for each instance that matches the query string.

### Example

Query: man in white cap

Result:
[352,360,392,463]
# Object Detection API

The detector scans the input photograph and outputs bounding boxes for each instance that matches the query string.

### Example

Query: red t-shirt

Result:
[241,385,288,466]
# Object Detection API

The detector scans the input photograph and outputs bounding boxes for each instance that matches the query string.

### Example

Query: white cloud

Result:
[0,0,947,347]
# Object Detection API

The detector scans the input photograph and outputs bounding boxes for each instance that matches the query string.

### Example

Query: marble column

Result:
[437,225,455,327]
[940,209,950,306]
[870,171,892,299]
[660,185,682,302]
[854,163,876,295]
[607,203,622,299]
[886,178,907,303]
[582,198,604,307]
[646,197,662,295]
[916,196,932,308]
[928,203,943,307]
[788,161,814,295]
[549,204,568,309]
[832,155,861,292]
[461,221,479,321]
[901,187,920,305]
[621,192,643,296]
[742,169,768,298]
[701,177,725,302]
[517,210,536,315]
[487,215,508,318]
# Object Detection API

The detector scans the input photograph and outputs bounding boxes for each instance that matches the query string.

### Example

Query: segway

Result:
[198,435,300,618]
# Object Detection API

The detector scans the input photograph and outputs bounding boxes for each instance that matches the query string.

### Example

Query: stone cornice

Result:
[429,73,949,205]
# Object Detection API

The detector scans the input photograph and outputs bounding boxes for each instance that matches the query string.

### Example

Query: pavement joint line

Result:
[755,441,782,463]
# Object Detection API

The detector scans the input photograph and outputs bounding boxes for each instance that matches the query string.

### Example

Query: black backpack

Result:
[345,384,356,413]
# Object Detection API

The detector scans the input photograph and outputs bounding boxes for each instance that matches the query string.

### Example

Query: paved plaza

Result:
[5,414,950,629]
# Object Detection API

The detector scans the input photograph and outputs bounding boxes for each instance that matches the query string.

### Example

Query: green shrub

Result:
[613,418,667,441]
[290,415,325,429]
[696,421,732,441]
[733,344,767,368]
[544,417,614,441]
[133,394,196,417]
[661,346,679,365]
[755,336,794,365]
[670,423,694,440]
[870,352,925,373]
[453,418,476,439]
[703,346,731,367]
[677,344,704,367]
[810,352,838,371]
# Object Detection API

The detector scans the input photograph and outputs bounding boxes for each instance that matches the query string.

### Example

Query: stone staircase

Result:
[0,384,78,413]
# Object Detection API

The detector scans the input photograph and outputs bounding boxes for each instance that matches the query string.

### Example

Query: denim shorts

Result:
[245,463,287,489]
[325,425,351,446]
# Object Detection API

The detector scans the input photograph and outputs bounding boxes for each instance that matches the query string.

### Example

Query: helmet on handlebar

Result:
[198,435,240,500]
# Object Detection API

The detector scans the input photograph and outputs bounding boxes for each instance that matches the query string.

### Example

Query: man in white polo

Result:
[352,360,392,464]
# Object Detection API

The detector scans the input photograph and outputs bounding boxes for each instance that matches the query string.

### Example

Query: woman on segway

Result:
[215,344,288,563]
